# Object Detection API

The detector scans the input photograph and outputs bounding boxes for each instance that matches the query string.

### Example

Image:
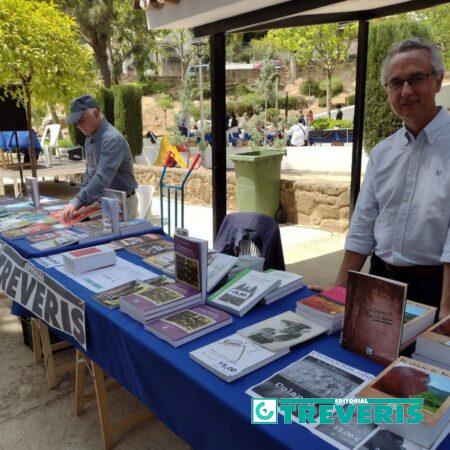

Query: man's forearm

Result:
[439,263,450,320]
[335,250,368,287]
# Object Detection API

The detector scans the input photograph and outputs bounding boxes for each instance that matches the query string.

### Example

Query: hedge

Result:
[113,84,143,158]
[363,18,431,152]
[300,78,343,98]
[97,87,115,125]
[139,78,173,96]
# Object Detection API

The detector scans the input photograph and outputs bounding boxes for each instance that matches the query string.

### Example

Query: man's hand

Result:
[63,203,80,222]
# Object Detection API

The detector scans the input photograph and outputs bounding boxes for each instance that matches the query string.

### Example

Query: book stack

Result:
[113,233,163,248]
[121,234,208,324]
[143,250,175,276]
[119,219,155,236]
[127,240,174,258]
[2,222,68,240]
[358,356,450,449]
[72,219,116,244]
[207,268,280,316]
[50,204,101,225]
[296,287,346,334]
[62,245,117,274]
[190,333,288,382]
[262,269,304,304]
[206,252,238,292]
[144,304,232,347]
[413,315,450,371]
[401,300,437,348]
[227,255,265,281]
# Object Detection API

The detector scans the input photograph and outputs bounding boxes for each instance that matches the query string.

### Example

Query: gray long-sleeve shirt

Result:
[71,120,138,209]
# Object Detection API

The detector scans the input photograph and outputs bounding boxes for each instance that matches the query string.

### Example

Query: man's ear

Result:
[435,72,444,93]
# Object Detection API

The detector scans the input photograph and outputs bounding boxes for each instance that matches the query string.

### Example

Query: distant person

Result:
[306,110,314,126]
[63,94,138,221]
[288,120,308,147]
[336,104,343,120]
[228,112,239,135]
[146,129,158,144]
[298,110,306,125]
[178,112,188,137]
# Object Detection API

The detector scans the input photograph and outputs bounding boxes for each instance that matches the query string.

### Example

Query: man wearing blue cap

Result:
[63,94,138,221]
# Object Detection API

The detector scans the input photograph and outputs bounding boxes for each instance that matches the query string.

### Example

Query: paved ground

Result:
[0,180,356,449]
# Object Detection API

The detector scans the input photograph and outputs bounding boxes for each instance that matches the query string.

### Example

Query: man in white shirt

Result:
[314,38,449,319]
[288,120,308,147]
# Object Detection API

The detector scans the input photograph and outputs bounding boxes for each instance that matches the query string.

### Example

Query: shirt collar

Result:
[402,107,449,146]
[89,119,108,142]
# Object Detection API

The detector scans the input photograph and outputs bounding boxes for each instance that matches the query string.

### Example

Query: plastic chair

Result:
[214,212,285,270]
[136,184,154,220]
[40,124,62,166]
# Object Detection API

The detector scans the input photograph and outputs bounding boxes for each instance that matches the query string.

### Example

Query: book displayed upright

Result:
[341,271,407,365]
[101,197,120,234]
[104,188,128,221]
[26,177,40,208]
[357,356,450,448]
[207,269,280,317]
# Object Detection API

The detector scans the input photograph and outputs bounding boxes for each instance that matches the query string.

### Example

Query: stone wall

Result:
[133,165,350,233]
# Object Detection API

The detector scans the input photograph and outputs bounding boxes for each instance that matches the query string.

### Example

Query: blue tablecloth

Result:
[2,223,163,259]
[9,246,410,450]
[308,129,353,145]
[0,130,42,154]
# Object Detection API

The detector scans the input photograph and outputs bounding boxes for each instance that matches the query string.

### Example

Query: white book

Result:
[401,300,437,348]
[415,315,450,364]
[262,269,304,304]
[412,353,450,372]
[190,333,289,382]
[207,269,280,317]
[238,310,327,352]
[101,197,120,234]
[62,245,117,274]
[26,177,39,208]
[207,252,238,292]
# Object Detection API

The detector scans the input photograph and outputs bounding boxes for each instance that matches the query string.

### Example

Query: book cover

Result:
[341,271,407,365]
[2,223,66,239]
[207,269,280,316]
[114,233,163,248]
[207,252,238,292]
[104,188,128,221]
[421,315,450,346]
[144,251,175,276]
[101,197,120,234]
[321,286,347,305]
[50,204,101,226]
[238,310,327,352]
[358,356,450,428]
[298,295,345,316]
[146,304,231,342]
[31,235,78,250]
[174,234,208,298]
[25,177,40,208]
[127,240,174,258]
[27,229,80,243]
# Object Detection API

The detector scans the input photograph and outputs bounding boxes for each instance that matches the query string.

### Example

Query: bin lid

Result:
[230,149,284,162]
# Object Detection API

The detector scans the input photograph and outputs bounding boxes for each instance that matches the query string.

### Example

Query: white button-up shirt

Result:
[345,107,450,266]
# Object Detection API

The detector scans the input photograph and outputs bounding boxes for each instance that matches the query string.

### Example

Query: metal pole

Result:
[350,20,369,219]
[199,55,205,139]
[210,32,227,241]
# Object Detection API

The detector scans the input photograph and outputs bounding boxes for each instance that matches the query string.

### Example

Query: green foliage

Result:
[233,83,251,97]
[318,97,327,108]
[364,18,432,152]
[311,118,353,130]
[139,78,173,96]
[300,78,343,98]
[266,108,280,124]
[277,95,308,110]
[57,138,73,148]
[346,93,355,106]
[156,93,174,112]
[69,123,85,147]
[97,87,115,125]
[113,84,143,157]
[191,84,211,100]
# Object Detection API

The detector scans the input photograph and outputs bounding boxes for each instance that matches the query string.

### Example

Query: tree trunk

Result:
[289,53,297,83]
[326,69,332,118]
[91,33,112,88]
[164,110,167,129]
[48,103,63,139]
[24,83,37,178]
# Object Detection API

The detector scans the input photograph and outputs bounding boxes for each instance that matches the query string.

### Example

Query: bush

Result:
[68,123,85,147]
[346,93,355,106]
[364,18,431,152]
[271,95,307,111]
[311,118,353,130]
[139,78,172,96]
[301,78,343,98]
[300,79,322,97]
[97,87,114,125]
[191,85,211,100]
[113,84,143,158]
[266,108,281,123]
[318,97,327,108]
[234,83,251,97]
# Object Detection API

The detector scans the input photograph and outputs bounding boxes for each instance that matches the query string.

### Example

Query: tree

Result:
[0,0,97,176]
[255,54,278,131]
[414,4,450,67]
[159,29,195,77]
[267,23,357,117]
[364,18,431,152]
[156,93,174,129]
[55,0,114,87]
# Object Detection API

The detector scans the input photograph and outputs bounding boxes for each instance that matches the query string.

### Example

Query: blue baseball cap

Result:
[66,94,99,124]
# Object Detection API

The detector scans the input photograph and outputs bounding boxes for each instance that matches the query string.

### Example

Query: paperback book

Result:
[143,251,175,276]
[2,223,67,239]
[104,188,128,221]
[50,204,101,226]
[62,245,117,274]
[101,197,120,234]
[401,300,437,349]
[238,310,327,352]
[189,333,289,382]
[26,177,40,208]
[119,219,155,236]
[31,235,79,251]
[357,356,450,448]
[207,252,238,292]
[144,304,232,347]
[127,240,174,258]
[27,229,81,243]
[262,269,304,304]
[413,315,450,371]
[207,269,280,317]
[94,276,174,309]
[227,255,265,281]
[341,271,407,365]
[114,233,163,248]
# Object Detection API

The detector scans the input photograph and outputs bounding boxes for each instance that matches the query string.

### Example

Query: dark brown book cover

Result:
[341,271,407,365]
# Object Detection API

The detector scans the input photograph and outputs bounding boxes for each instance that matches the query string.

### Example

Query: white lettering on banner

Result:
[0,243,86,349]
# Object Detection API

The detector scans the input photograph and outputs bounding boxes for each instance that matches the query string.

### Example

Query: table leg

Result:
[13,178,19,197]
[31,319,42,365]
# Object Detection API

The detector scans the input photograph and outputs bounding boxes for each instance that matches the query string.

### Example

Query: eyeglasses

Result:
[384,71,436,91]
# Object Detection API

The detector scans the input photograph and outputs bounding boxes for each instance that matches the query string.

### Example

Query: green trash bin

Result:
[230,149,284,218]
